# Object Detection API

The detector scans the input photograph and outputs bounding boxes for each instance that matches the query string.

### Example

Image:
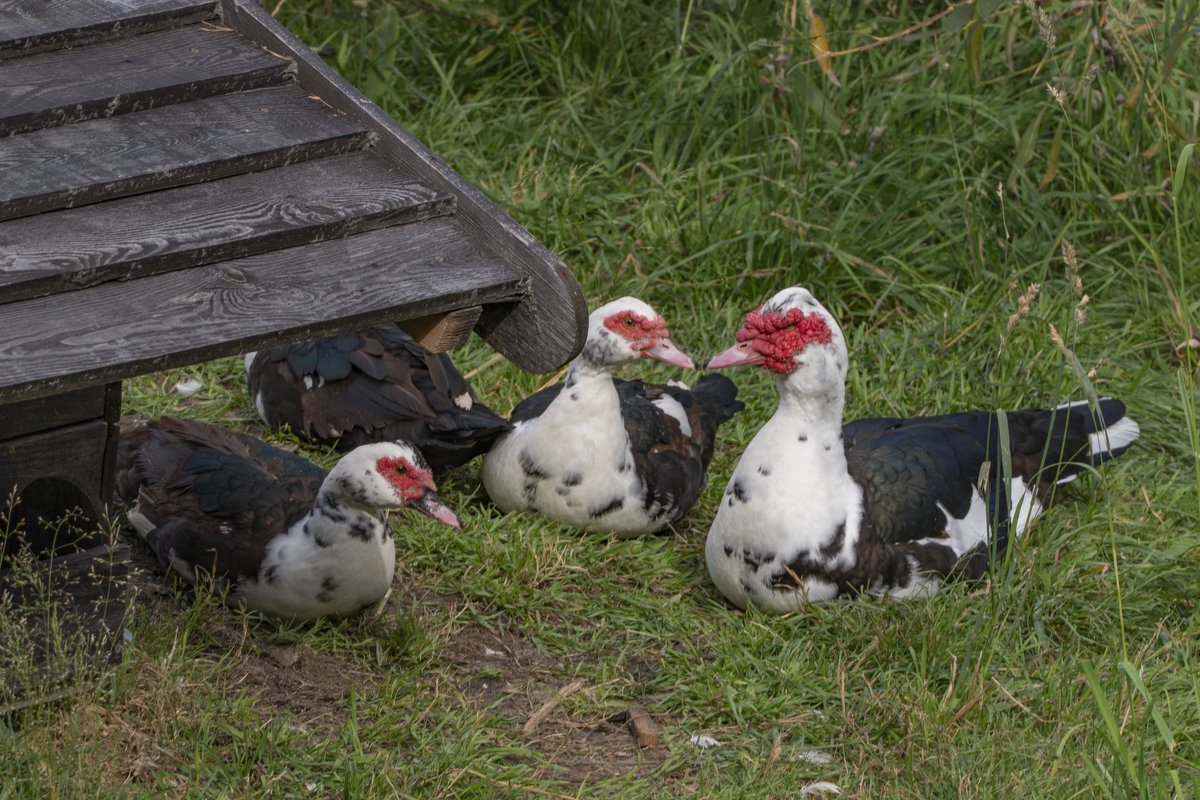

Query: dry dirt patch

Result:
[113,540,672,786]
[433,613,670,783]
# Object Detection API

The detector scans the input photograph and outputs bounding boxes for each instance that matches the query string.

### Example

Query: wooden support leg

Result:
[0,383,120,562]
[396,305,483,352]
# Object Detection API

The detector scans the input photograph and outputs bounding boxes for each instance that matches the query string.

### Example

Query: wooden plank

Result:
[0,0,215,58]
[0,384,119,542]
[0,24,292,136]
[0,385,108,440]
[222,0,588,374]
[0,218,530,403]
[0,543,128,610]
[0,421,107,504]
[100,382,122,504]
[397,306,483,352]
[0,420,108,560]
[0,85,370,222]
[0,152,456,303]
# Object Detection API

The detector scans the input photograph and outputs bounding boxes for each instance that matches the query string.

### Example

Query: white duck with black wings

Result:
[482,297,743,536]
[117,417,461,621]
[705,286,1140,613]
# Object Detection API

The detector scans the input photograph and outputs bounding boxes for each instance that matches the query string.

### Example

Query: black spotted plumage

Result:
[508,374,743,526]
[706,285,1140,613]
[116,417,460,620]
[247,324,510,471]
[483,296,742,536]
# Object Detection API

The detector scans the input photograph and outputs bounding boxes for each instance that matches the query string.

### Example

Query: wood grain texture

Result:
[0,24,291,136]
[397,306,483,352]
[0,218,529,402]
[0,85,369,222]
[0,542,130,612]
[0,0,215,57]
[100,382,121,503]
[221,0,588,373]
[0,420,106,503]
[0,420,109,560]
[0,152,455,303]
[0,385,108,440]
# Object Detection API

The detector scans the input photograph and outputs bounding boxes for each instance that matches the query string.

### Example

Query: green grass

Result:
[3,0,1199,797]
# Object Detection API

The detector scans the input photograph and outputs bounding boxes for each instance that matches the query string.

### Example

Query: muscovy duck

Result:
[117,416,461,621]
[482,297,744,536]
[245,324,510,472]
[705,286,1139,613]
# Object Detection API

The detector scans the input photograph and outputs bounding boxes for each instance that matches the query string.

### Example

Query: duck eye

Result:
[623,317,636,328]
[393,464,406,475]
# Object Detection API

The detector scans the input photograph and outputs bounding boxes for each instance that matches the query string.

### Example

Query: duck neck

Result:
[306,486,386,544]
[564,354,618,386]
[540,357,624,434]
[774,374,846,432]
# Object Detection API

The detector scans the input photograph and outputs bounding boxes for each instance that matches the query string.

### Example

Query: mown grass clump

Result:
[2,1,1197,797]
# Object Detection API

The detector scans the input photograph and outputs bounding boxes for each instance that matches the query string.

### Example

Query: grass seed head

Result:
[1023,0,1058,50]
[1063,239,1082,294]
[1047,82,1067,107]
[1007,282,1042,332]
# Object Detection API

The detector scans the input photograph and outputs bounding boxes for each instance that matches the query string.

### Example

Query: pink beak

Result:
[644,337,695,369]
[413,490,462,529]
[706,341,765,369]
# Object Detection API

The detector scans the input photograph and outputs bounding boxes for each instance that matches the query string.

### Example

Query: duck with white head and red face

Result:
[705,286,1139,613]
[118,417,461,621]
[482,297,744,536]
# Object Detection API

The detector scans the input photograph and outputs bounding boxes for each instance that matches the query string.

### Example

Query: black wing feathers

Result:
[845,417,987,546]
[844,400,1129,551]
[508,384,562,425]
[248,324,510,470]
[620,374,742,523]
[117,417,325,580]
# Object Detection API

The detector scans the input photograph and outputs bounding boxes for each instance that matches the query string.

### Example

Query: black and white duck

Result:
[117,416,460,621]
[705,286,1139,613]
[482,297,743,536]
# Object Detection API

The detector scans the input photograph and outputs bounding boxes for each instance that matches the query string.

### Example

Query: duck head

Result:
[329,441,461,528]
[708,287,848,401]
[575,297,695,372]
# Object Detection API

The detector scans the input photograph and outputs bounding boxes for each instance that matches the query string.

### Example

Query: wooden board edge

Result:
[219,0,588,373]
[396,306,482,352]
[0,276,530,405]
[0,2,219,59]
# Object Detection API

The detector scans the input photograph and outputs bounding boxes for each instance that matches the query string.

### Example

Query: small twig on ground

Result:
[991,677,1050,723]
[461,351,506,381]
[523,679,586,734]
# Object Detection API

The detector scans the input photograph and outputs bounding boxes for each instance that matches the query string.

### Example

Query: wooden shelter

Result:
[0,0,587,695]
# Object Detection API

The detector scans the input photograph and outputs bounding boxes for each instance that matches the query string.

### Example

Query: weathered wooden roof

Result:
[0,0,588,404]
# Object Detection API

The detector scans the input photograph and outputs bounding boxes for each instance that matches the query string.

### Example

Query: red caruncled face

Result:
[604,311,668,352]
[736,307,833,374]
[378,456,435,502]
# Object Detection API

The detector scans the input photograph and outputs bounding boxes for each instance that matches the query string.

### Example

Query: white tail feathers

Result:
[1050,398,1141,458]
[1089,416,1140,457]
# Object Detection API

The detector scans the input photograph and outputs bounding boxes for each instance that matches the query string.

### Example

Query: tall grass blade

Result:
[1082,661,1140,796]
[1119,660,1177,753]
